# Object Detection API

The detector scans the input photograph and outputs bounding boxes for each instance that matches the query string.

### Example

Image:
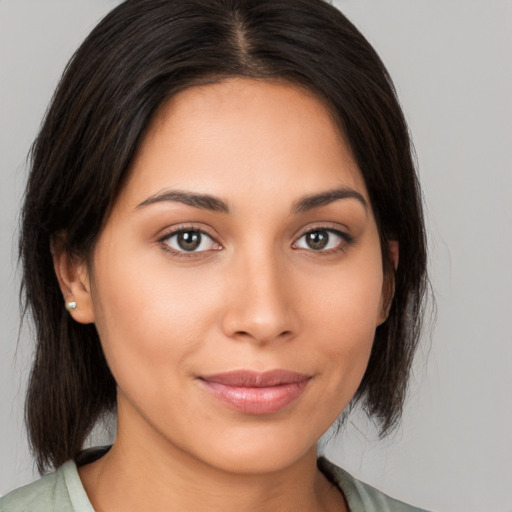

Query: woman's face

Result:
[78,78,388,473]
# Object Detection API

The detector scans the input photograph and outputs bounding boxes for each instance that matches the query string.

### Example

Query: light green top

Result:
[0,460,94,512]
[0,457,430,512]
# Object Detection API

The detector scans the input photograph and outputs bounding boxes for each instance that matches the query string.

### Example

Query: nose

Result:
[220,250,297,346]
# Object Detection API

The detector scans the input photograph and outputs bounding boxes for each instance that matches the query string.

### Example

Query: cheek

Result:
[312,249,384,335]
[89,244,226,391]
[307,249,384,387]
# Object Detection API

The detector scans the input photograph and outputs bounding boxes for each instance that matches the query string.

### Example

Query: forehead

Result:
[121,78,368,209]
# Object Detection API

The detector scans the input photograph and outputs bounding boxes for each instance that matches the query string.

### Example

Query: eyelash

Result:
[158,225,353,258]
[292,227,354,254]
[158,225,221,259]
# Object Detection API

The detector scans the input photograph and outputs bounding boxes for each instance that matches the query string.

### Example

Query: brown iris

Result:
[305,230,329,250]
[177,230,202,251]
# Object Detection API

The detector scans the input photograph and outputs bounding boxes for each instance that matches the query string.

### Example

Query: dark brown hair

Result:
[20,0,428,473]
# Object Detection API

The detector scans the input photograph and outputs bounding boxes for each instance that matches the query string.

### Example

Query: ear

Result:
[388,240,399,270]
[51,235,95,324]
[377,240,399,325]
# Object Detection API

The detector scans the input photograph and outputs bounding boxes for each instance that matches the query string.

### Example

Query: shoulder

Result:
[0,467,68,512]
[318,457,431,512]
[0,461,91,512]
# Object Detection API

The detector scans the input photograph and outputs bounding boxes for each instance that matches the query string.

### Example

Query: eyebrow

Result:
[292,187,368,214]
[136,186,367,214]
[137,190,229,213]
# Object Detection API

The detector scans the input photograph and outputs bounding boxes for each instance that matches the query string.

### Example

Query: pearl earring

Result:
[65,301,77,312]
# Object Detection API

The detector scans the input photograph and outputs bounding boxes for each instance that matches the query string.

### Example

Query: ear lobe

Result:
[50,235,95,324]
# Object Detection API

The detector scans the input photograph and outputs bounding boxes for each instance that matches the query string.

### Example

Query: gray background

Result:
[1,1,511,511]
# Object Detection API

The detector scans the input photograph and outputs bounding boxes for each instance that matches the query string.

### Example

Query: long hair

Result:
[20,0,428,473]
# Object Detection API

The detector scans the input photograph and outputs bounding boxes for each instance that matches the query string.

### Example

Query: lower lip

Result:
[199,379,310,414]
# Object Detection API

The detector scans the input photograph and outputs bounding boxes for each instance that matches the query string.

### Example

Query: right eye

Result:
[161,229,220,254]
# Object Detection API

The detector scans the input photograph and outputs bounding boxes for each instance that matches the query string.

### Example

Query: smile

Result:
[198,370,311,415]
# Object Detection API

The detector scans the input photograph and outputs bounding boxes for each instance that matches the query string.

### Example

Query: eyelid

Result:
[157,224,223,256]
[292,225,354,252]
[156,222,354,258]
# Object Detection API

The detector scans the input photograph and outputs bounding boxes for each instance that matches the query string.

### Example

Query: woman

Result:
[1,0,429,510]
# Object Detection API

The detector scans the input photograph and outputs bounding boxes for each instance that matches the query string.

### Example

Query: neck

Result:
[81,444,344,512]
[78,401,346,512]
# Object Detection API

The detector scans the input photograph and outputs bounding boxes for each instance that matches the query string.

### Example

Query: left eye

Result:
[294,229,347,251]
[163,229,218,252]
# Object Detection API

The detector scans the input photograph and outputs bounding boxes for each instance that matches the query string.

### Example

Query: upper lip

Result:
[199,369,311,387]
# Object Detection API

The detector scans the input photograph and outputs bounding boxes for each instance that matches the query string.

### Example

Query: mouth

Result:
[198,369,312,415]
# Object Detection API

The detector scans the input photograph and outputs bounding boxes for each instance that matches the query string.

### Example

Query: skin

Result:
[55,78,394,512]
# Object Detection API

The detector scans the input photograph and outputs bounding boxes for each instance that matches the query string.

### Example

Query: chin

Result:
[179,423,321,475]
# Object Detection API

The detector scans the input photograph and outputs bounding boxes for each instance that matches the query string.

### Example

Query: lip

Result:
[198,370,311,415]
